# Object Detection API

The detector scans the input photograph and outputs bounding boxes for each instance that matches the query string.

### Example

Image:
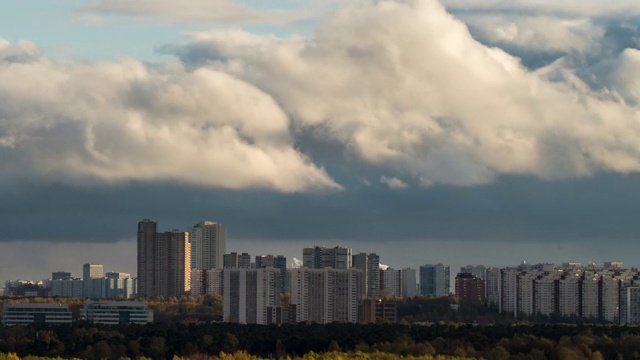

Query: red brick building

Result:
[455,272,486,302]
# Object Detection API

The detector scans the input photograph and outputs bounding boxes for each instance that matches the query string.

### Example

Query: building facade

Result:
[289,268,363,324]
[189,221,226,271]
[82,301,153,324]
[137,220,191,298]
[621,286,640,324]
[303,246,352,270]
[419,264,450,296]
[223,268,282,324]
[50,278,84,298]
[3,303,72,325]
[83,263,104,298]
[353,253,381,298]
[455,272,486,302]
[191,269,223,296]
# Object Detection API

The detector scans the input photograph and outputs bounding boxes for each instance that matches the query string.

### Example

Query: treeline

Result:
[2,322,640,359]
[0,351,470,360]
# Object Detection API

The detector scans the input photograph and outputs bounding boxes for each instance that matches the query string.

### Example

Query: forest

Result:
[0,320,640,359]
[0,295,636,359]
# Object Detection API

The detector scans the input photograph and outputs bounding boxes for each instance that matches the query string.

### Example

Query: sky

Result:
[2,0,640,283]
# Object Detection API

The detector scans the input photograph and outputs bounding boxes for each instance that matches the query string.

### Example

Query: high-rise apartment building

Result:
[137,219,157,298]
[419,264,450,296]
[303,246,352,270]
[498,262,630,322]
[381,267,417,298]
[289,267,363,324]
[401,268,417,298]
[352,253,381,299]
[255,255,275,268]
[50,278,84,298]
[274,256,288,293]
[381,268,401,297]
[534,276,557,316]
[351,253,381,299]
[189,221,226,270]
[254,254,288,293]
[485,267,501,306]
[238,253,251,269]
[83,263,104,298]
[455,273,486,302]
[621,286,640,324]
[191,269,223,296]
[223,253,238,268]
[223,268,281,324]
[223,252,252,269]
[137,219,191,298]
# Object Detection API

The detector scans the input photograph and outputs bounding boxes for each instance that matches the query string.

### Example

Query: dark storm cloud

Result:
[2,174,640,244]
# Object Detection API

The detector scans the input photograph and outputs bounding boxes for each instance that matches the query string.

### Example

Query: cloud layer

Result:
[78,0,316,25]
[168,0,640,186]
[0,40,338,192]
[3,0,640,192]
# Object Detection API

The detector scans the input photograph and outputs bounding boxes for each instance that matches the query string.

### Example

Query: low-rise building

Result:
[82,301,153,324]
[3,303,72,325]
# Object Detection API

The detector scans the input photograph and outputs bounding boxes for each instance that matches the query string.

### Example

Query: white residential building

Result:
[558,275,580,317]
[223,268,281,324]
[500,268,519,316]
[621,286,640,324]
[189,221,226,270]
[601,275,620,323]
[534,276,557,316]
[289,268,363,324]
[582,273,600,320]
[50,278,84,298]
[517,272,536,316]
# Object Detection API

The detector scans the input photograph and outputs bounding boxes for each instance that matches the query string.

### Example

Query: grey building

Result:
[82,301,153,324]
[3,303,72,325]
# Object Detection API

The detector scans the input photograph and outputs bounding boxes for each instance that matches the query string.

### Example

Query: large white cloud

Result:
[167,0,640,186]
[5,0,640,191]
[0,41,339,192]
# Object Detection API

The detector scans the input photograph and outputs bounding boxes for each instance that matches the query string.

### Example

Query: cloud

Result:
[441,0,640,70]
[464,16,602,54]
[0,39,339,192]
[441,0,640,18]
[0,38,40,63]
[78,0,314,25]
[165,0,640,186]
[380,176,408,189]
[6,0,640,192]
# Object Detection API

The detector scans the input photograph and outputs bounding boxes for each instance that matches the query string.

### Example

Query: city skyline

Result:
[3,0,640,284]
[0,217,631,287]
